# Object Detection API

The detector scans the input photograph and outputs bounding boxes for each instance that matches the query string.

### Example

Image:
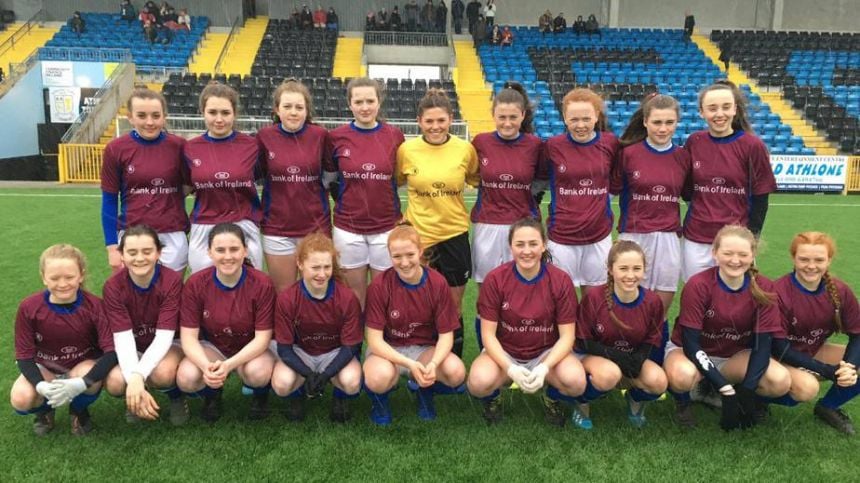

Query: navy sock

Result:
[365,388,390,407]
[629,387,662,403]
[250,384,271,397]
[474,317,484,351]
[283,387,305,399]
[478,389,500,402]
[333,387,360,399]
[576,376,607,403]
[197,386,222,399]
[820,380,860,410]
[669,389,691,403]
[159,386,183,400]
[70,391,100,413]
[546,385,579,404]
[431,382,465,395]
[760,393,800,407]
[15,400,50,416]
[649,320,669,365]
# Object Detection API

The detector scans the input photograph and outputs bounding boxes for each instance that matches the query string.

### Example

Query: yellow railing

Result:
[848,156,860,193]
[58,144,105,183]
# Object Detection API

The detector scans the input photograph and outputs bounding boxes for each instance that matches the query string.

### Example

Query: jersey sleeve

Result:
[839,281,860,335]
[91,298,116,352]
[256,134,270,180]
[364,278,388,331]
[14,302,36,360]
[773,287,792,339]
[754,277,782,334]
[273,291,297,345]
[323,132,337,172]
[339,289,364,346]
[575,289,598,340]
[677,275,710,330]
[432,275,460,335]
[749,137,777,195]
[476,271,502,322]
[536,141,552,180]
[553,270,578,325]
[464,142,480,188]
[254,277,276,331]
[100,142,121,193]
[180,279,203,329]
[609,148,625,195]
[395,143,410,187]
[101,279,135,334]
[644,293,666,347]
[156,273,182,331]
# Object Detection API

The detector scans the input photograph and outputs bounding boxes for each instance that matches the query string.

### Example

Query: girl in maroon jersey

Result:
[271,233,363,423]
[468,218,585,426]
[177,223,276,422]
[363,224,466,425]
[772,232,860,434]
[102,225,188,425]
[664,225,790,430]
[681,80,776,281]
[543,88,620,289]
[615,94,691,313]
[101,88,188,273]
[11,245,117,436]
[184,83,264,274]
[257,80,331,292]
[574,240,667,429]
[325,78,405,309]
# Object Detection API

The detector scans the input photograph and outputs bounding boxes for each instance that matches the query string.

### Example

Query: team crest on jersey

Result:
[35,332,43,342]
[481,157,489,166]
[287,166,301,174]
[268,151,276,160]
[712,177,725,185]
[390,309,401,319]
[791,316,798,326]
[151,178,165,187]
[579,179,593,187]
[693,160,701,170]
[631,170,641,179]
[614,340,629,349]
[652,185,666,194]
[500,173,514,181]
[596,323,605,333]
[432,182,446,189]
[341,148,351,157]
[521,318,536,326]
[223,327,233,336]
[61,346,78,354]
[501,301,510,310]
[192,158,202,167]
[127,165,135,174]
[215,171,231,180]
[705,309,715,319]
[362,163,376,171]
[203,309,211,319]
[558,164,567,173]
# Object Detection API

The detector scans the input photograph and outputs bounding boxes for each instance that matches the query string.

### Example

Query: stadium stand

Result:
[250,19,337,79]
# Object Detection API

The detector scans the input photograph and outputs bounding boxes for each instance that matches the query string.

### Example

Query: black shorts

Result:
[425,231,471,287]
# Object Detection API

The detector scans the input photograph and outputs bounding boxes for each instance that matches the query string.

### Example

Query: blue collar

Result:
[494,131,522,144]
[613,286,645,308]
[349,120,382,133]
[203,130,238,143]
[643,139,676,154]
[278,122,307,136]
[300,278,335,302]
[214,266,247,291]
[717,271,750,293]
[513,261,546,285]
[790,271,824,295]
[131,130,166,145]
[129,264,160,293]
[396,267,428,290]
[567,130,600,147]
[44,289,84,314]
[708,129,745,144]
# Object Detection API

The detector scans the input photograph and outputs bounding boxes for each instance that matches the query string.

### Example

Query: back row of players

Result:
[11,78,858,435]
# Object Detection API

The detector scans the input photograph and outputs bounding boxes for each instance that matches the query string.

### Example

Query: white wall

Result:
[782,0,860,32]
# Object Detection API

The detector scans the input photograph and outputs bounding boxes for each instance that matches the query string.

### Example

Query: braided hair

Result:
[603,239,646,331]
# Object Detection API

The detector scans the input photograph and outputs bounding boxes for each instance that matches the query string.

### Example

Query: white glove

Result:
[506,364,532,388]
[48,378,88,408]
[521,363,549,394]
[35,381,64,401]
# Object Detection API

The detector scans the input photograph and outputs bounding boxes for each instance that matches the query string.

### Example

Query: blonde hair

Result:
[39,244,87,285]
[713,225,773,305]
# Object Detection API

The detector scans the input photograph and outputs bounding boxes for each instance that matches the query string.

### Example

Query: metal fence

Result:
[847,156,860,193]
[38,46,134,63]
[0,8,45,67]
[61,62,135,144]
[58,144,104,183]
[0,48,40,98]
[364,31,449,47]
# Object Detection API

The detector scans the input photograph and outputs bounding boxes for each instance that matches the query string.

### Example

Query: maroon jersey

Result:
[774,273,860,356]
[671,267,781,358]
[15,290,114,373]
[612,141,691,234]
[183,131,262,224]
[683,130,776,243]
[365,267,460,347]
[478,261,578,360]
[101,264,183,350]
[180,266,275,357]
[576,285,665,352]
[101,131,188,234]
[274,279,363,355]
[257,123,332,237]
[544,131,619,244]
[326,122,405,234]
[470,132,544,224]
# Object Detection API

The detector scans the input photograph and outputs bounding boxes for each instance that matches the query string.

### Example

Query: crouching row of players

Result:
[11,220,859,435]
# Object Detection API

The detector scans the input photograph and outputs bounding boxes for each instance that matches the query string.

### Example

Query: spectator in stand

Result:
[177,8,191,30]
[377,8,389,31]
[553,12,567,34]
[120,0,137,25]
[144,1,161,24]
[483,0,495,28]
[70,11,86,35]
[573,15,585,35]
[586,14,600,36]
[472,13,486,47]
[144,20,157,43]
[0,67,5,83]
[489,24,500,45]
[539,10,552,34]
[313,5,326,30]
[404,1,418,31]
[451,0,464,34]
[365,11,377,31]
[390,7,403,31]
[421,0,434,32]
[300,5,313,30]
[466,0,480,35]
[326,7,339,31]
[139,6,156,27]
[435,1,448,33]
[163,6,183,30]
[500,25,513,46]
[159,2,171,18]
[289,7,301,30]
[683,10,695,39]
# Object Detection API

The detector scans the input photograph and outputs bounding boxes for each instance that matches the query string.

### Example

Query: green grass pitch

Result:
[1,187,859,481]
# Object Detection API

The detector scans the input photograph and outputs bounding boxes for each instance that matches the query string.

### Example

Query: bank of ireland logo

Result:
[521,318,536,326]
[151,178,165,187]
[223,327,233,336]
[61,346,78,354]
[499,173,514,181]
[579,179,593,187]
[362,163,376,171]
[215,171,230,180]
[390,309,401,319]
[652,185,666,194]
[712,177,725,185]
[432,182,446,189]
[287,166,301,174]
[810,328,824,338]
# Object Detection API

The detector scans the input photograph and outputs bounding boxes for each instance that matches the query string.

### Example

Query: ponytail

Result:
[746,265,775,306]
[822,272,844,333]
[604,272,631,331]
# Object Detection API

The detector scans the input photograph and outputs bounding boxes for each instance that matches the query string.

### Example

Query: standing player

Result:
[467,218,586,426]
[544,88,620,288]
[772,232,859,434]
[257,79,331,291]
[102,225,188,425]
[362,224,466,425]
[325,78,405,308]
[574,240,667,429]
[101,88,188,272]
[271,234,363,423]
[664,225,791,430]
[615,93,691,313]
[11,245,117,436]
[682,80,776,281]
[397,89,479,357]
[176,223,276,422]
[183,83,263,273]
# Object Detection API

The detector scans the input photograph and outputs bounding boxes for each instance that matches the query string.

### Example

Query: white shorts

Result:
[118,230,188,272]
[294,346,342,373]
[547,234,612,286]
[199,339,277,363]
[333,226,393,271]
[366,344,433,376]
[471,223,512,283]
[665,340,729,371]
[187,219,263,274]
[682,238,715,282]
[262,234,302,256]
[617,231,681,292]
[502,347,552,371]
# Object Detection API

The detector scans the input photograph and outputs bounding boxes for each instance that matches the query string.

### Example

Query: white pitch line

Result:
[1,192,859,208]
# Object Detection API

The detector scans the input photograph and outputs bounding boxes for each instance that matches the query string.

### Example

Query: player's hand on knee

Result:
[506,364,532,389]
